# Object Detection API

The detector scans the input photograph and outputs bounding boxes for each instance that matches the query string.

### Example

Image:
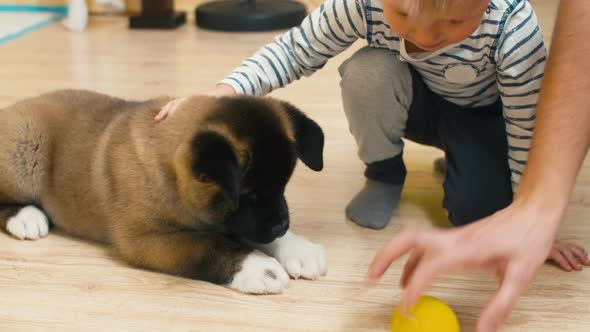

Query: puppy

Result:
[0,89,326,294]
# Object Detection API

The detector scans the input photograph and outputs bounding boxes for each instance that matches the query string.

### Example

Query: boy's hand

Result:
[155,97,187,122]
[366,199,570,332]
[154,84,237,122]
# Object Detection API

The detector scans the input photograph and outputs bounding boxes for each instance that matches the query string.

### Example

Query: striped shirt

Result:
[221,0,546,188]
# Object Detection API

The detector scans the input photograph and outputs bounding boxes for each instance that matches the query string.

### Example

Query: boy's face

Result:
[383,0,490,51]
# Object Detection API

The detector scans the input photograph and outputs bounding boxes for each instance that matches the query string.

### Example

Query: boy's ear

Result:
[191,131,240,208]
[281,101,324,172]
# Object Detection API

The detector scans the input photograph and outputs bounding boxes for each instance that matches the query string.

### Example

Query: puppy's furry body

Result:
[0,90,326,293]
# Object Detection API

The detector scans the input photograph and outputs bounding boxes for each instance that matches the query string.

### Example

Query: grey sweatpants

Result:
[339,47,413,164]
[338,46,513,226]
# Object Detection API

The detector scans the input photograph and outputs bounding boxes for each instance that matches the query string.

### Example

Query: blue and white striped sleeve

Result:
[220,0,367,96]
[495,0,547,189]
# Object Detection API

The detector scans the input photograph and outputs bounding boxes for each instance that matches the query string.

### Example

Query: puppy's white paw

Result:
[6,206,50,241]
[228,250,289,294]
[260,232,327,280]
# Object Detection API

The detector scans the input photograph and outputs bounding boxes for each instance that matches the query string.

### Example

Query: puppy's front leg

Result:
[255,231,327,280]
[114,230,289,294]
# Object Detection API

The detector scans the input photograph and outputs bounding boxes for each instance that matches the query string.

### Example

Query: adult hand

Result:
[366,199,574,332]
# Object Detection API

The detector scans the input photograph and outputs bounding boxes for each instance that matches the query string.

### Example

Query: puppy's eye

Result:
[210,192,227,209]
[198,174,211,183]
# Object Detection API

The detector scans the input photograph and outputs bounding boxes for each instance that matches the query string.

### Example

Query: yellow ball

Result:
[391,296,460,332]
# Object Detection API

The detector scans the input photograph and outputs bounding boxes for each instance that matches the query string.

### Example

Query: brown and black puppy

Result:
[0,89,326,294]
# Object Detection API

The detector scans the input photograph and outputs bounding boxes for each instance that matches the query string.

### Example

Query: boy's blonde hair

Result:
[396,0,488,18]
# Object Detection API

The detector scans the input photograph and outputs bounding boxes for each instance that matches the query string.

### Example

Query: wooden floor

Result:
[1,1,589,331]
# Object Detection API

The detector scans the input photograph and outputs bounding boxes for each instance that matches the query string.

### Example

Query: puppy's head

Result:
[177,96,324,244]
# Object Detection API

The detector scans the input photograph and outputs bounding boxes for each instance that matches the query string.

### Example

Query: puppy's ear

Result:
[282,102,324,172]
[191,131,240,208]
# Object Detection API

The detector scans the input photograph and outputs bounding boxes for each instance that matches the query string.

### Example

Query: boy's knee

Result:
[444,181,513,226]
[338,47,411,95]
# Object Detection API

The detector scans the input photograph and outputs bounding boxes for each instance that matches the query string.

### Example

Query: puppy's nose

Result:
[271,220,288,237]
